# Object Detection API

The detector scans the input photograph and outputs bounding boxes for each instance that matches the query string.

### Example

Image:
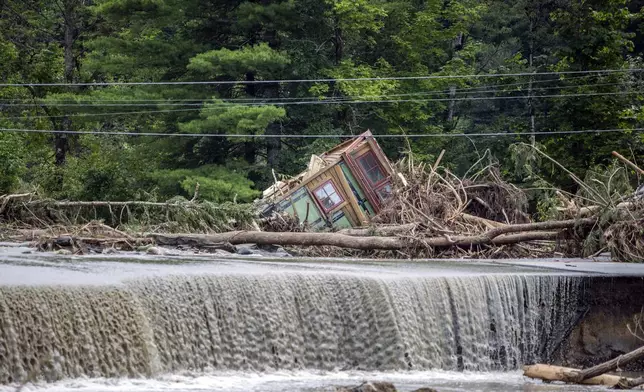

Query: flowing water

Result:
[0,248,607,391]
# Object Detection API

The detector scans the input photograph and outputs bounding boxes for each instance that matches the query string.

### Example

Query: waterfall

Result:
[0,273,582,383]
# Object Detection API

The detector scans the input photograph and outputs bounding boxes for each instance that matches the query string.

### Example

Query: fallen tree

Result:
[523,344,644,389]
[337,223,420,237]
[523,364,625,387]
[148,218,594,251]
[1,145,640,260]
[0,194,257,233]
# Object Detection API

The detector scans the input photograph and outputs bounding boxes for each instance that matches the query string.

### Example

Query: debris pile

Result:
[0,148,642,261]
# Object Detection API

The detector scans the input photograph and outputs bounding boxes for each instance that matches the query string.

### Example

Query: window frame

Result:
[375,182,393,202]
[356,150,388,187]
[312,180,345,213]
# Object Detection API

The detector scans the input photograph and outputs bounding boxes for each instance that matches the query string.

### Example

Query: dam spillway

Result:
[0,254,586,384]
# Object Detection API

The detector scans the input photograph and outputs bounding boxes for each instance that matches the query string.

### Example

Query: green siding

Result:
[330,209,352,229]
[339,162,375,216]
[278,187,326,229]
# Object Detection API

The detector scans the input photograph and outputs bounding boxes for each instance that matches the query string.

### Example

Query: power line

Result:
[0,68,641,87]
[0,127,641,138]
[0,74,623,104]
[1,81,628,107]
[1,90,636,120]
[0,91,636,111]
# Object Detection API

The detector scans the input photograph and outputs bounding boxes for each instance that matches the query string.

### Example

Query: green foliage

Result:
[0,133,26,194]
[179,102,286,139]
[27,135,150,201]
[147,165,260,203]
[578,163,634,206]
[1,0,643,213]
[188,43,291,78]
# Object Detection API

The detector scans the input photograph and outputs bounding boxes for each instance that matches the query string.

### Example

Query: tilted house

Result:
[261,131,395,229]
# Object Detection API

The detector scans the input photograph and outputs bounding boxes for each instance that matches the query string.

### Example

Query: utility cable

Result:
[0,68,641,87]
[0,74,629,104]
[0,127,641,138]
[0,81,629,107]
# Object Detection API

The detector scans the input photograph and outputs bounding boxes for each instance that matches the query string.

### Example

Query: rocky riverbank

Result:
[553,277,644,371]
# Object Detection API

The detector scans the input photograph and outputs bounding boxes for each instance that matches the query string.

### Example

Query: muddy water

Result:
[0,247,609,391]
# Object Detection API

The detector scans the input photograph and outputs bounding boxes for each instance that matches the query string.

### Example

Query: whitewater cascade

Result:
[0,274,582,383]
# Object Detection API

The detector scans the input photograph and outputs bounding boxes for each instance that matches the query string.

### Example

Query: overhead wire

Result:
[0,73,626,104]
[0,68,641,87]
[0,81,630,107]
[1,90,638,120]
[0,127,642,138]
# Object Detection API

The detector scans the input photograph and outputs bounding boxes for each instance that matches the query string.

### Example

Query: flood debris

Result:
[0,144,642,260]
[260,130,396,230]
[523,344,644,389]
[526,309,644,389]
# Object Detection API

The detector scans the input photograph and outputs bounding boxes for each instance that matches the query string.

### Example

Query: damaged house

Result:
[261,131,396,229]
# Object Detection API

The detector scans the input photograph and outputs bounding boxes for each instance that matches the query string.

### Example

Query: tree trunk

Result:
[266,123,281,168]
[527,17,536,146]
[243,71,258,164]
[150,231,406,250]
[63,2,76,84]
[263,82,281,168]
[612,151,644,175]
[338,223,419,237]
[55,118,71,166]
[615,376,644,389]
[557,202,633,217]
[56,0,79,167]
[523,345,644,387]
[447,85,457,122]
[333,23,343,65]
[147,218,595,251]
[522,364,624,387]
[568,345,644,383]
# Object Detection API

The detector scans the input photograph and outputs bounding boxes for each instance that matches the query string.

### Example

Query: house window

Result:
[313,180,344,212]
[357,151,386,185]
[376,183,392,201]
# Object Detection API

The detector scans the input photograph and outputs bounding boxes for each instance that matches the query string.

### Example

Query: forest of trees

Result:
[1,0,643,206]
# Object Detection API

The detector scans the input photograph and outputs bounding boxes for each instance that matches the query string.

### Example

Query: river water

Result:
[0,246,610,391]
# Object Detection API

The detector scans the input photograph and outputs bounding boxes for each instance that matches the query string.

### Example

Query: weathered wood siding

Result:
[303,163,364,228]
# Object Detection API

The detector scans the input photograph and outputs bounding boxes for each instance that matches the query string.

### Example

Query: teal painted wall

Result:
[277,187,326,229]
[339,162,375,216]
[330,209,352,229]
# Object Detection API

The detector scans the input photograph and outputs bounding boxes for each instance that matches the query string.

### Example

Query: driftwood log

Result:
[148,218,595,251]
[612,151,644,176]
[337,223,420,236]
[523,364,624,386]
[616,376,644,390]
[566,345,644,383]
[523,344,644,389]
[558,202,634,217]
[0,193,33,214]
[338,215,507,237]
[149,231,406,250]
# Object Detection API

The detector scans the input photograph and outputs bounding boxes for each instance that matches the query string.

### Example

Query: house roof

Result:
[261,130,374,200]
[319,130,373,165]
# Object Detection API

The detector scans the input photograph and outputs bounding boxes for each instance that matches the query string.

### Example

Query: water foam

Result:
[0,273,582,384]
